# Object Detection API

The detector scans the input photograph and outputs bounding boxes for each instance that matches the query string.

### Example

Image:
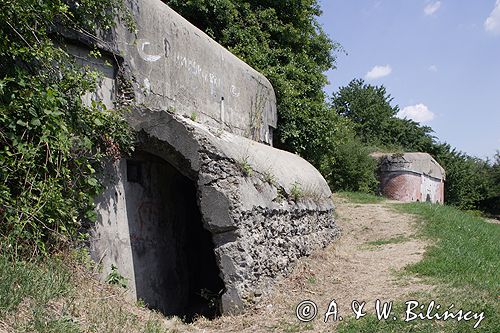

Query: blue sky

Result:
[317,0,500,160]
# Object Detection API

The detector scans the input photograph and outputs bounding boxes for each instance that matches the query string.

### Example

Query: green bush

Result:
[430,144,494,211]
[0,0,134,255]
[320,138,378,193]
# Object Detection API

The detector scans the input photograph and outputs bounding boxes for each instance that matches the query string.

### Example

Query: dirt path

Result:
[190,196,432,332]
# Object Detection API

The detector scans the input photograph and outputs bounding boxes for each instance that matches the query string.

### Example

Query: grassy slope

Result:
[398,203,499,294]
[338,202,500,332]
[0,254,75,332]
[0,250,184,333]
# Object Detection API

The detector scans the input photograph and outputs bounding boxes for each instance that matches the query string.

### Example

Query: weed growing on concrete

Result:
[208,127,225,138]
[301,184,325,203]
[290,182,303,201]
[215,128,224,137]
[105,265,128,288]
[190,112,198,121]
[263,170,276,186]
[237,156,253,177]
[274,187,287,203]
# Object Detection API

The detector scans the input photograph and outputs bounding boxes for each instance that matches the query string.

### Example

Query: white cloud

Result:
[424,1,442,16]
[428,64,438,72]
[485,0,500,35]
[365,65,392,80]
[397,103,435,123]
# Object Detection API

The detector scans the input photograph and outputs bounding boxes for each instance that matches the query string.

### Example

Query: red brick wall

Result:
[379,172,421,202]
[379,171,444,203]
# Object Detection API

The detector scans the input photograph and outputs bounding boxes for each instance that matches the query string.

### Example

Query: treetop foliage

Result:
[331,78,434,152]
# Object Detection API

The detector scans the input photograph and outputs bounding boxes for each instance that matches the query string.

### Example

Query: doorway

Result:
[124,151,225,321]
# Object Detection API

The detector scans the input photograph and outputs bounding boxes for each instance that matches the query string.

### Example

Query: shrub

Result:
[0,0,134,255]
[430,144,493,211]
[320,138,378,193]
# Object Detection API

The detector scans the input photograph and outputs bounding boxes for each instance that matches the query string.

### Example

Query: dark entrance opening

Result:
[125,151,225,321]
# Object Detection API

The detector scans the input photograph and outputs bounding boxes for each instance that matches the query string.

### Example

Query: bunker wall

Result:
[111,0,277,145]
[72,0,340,316]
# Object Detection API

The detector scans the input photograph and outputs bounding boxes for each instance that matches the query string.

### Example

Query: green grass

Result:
[395,203,500,293]
[336,191,385,204]
[0,253,71,315]
[0,251,73,332]
[366,235,409,247]
[0,249,177,332]
[338,202,500,332]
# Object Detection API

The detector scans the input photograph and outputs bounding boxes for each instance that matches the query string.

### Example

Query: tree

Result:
[428,143,493,211]
[385,117,435,152]
[490,152,500,195]
[331,78,435,152]
[331,79,398,145]
[320,137,378,193]
[480,152,500,214]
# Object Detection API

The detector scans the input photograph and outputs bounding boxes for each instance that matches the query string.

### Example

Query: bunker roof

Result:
[371,152,446,180]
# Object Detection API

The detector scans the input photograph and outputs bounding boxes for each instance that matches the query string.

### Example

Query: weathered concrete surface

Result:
[372,152,445,204]
[72,0,339,317]
[93,110,338,314]
[110,0,277,145]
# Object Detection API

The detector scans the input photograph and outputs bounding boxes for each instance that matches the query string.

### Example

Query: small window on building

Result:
[127,160,141,183]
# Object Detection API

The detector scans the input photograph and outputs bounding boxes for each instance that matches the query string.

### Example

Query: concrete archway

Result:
[123,151,224,320]
[93,111,338,315]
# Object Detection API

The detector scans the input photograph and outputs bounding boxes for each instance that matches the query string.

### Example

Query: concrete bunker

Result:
[372,152,446,204]
[92,109,339,315]
[76,0,339,317]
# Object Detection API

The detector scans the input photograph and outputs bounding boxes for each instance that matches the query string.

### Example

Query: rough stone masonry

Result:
[67,0,340,317]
